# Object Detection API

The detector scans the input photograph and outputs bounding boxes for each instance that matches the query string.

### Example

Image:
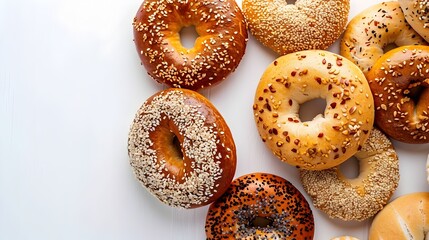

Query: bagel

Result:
[253,50,374,170]
[427,154,429,184]
[205,173,314,239]
[399,0,429,42]
[133,0,248,90]
[242,0,350,55]
[366,45,429,143]
[341,1,427,75]
[300,128,400,221]
[128,88,236,208]
[369,192,429,240]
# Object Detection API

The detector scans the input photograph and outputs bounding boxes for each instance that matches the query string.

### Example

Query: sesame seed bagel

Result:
[132,0,248,90]
[369,192,429,240]
[331,237,360,240]
[399,0,429,42]
[299,128,400,221]
[367,45,429,143]
[242,0,350,55]
[205,173,314,240]
[128,88,236,208]
[253,50,374,170]
[341,1,427,75]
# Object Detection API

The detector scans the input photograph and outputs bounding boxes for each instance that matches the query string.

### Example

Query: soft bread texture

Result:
[253,50,374,170]
[367,45,429,143]
[300,128,400,221]
[133,0,248,90]
[369,192,429,240]
[341,1,427,75]
[128,88,236,208]
[399,0,429,42]
[205,173,314,240]
[242,0,350,55]
[331,237,360,240]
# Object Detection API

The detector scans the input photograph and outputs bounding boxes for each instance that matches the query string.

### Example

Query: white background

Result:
[1,0,428,239]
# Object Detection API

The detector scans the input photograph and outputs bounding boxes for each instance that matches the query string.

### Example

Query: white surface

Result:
[0,0,428,239]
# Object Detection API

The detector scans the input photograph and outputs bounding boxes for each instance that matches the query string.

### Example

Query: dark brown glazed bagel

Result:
[133,0,248,90]
[205,173,314,239]
[128,88,236,208]
[367,45,429,143]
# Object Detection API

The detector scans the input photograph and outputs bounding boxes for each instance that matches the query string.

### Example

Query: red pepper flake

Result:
[291,71,297,77]
[293,119,299,123]
[341,147,346,153]
[327,63,332,69]
[282,131,288,136]
[363,130,369,134]
[330,102,337,109]
[358,145,362,150]
[332,126,341,131]
[288,117,294,122]
[333,113,339,118]
[272,128,278,135]
[258,97,263,101]
[318,133,324,138]
[315,77,322,84]
[269,85,276,93]
[286,136,291,142]
[328,84,332,90]
[322,59,326,65]
[273,61,278,66]
[333,147,339,152]
[253,104,258,110]
[285,82,290,88]
[263,89,268,93]
[334,154,339,159]
[294,139,300,145]
[291,148,297,153]
[288,99,293,106]
[336,59,343,66]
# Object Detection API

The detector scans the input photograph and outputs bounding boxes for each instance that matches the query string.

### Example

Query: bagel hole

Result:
[406,84,425,104]
[179,25,199,49]
[339,156,360,179]
[382,43,398,54]
[172,134,184,160]
[299,98,327,122]
[251,216,273,228]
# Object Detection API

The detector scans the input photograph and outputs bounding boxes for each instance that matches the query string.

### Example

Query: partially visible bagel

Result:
[399,0,429,42]
[341,1,427,75]
[243,0,350,55]
[369,192,429,240]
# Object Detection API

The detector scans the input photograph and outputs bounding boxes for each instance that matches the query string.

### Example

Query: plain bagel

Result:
[341,1,427,75]
[369,192,429,240]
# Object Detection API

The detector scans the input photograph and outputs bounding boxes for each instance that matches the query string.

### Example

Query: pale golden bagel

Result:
[253,50,374,170]
[341,1,427,75]
[243,0,350,55]
[369,192,429,240]
[399,0,429,42]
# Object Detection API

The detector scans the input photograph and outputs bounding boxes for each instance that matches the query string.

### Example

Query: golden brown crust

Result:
[369,192,429,240]
[205,173,314,240]
[399,0,429,42]
[133,0,248,90]
[242,0,350,55]
[341,1,427,75]
[367,45,429,143]
[128,88,236,208]
[300,128,400,221]
[253,50,374,170]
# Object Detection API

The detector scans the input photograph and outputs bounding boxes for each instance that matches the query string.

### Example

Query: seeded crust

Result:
[242,0,350,55]
[253,50,374,170]
[205,173,314,240]
[331,237,360,240]
[399,0,429,42]
[369,192,429,240]
[132,0,248,90]
[128,88,236,208]
[300,128,400,221]
[367,45,429,143]
[341,1,427,75]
